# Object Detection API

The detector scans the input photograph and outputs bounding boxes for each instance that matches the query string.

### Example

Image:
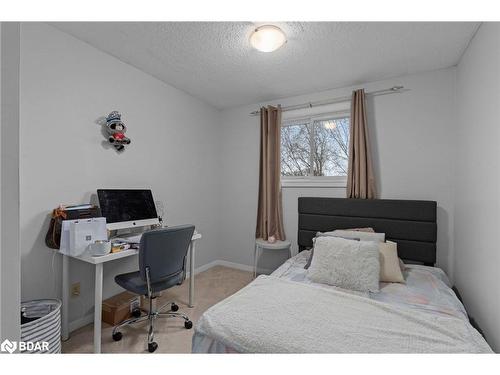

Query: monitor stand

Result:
[110,223,163,242]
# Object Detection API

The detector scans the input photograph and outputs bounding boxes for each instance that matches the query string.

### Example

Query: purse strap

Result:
[52,205,68,219]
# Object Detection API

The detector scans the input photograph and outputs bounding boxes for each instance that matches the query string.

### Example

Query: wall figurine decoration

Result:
[105,111,131,152]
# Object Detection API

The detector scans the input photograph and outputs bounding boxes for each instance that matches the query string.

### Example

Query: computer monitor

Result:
[97,189,159,230]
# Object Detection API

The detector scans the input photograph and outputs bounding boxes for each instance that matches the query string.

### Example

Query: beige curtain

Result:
[255,105,285,241]
[347,89,377,199]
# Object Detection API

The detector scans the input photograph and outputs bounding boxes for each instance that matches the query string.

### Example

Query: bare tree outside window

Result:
[281,117,349,177]
[281,123,311,176]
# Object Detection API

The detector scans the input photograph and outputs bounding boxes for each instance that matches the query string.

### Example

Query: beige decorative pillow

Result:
[379,241,405,283]
[399,258,406,271]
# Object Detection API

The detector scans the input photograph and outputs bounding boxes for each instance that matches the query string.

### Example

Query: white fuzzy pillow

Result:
[307,236,380,293]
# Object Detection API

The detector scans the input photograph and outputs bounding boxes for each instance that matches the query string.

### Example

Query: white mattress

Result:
[192,251,475,353]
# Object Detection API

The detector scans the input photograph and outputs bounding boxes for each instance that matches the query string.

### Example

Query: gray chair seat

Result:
[115,271,183,296]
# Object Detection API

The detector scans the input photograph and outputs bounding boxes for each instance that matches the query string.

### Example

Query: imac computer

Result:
[97,189,159,231]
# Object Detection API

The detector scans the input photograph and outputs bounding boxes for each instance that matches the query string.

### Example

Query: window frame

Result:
[280,110,350,188]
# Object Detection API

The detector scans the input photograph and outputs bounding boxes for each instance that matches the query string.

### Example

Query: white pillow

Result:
[305,229,384,270]
[307,236,380,293]
[317,229,385,242]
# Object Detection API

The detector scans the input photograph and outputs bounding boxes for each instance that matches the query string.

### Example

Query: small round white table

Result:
[254,238,292,278]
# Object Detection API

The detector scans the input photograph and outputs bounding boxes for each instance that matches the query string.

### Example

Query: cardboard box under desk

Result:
[102,291,141,326]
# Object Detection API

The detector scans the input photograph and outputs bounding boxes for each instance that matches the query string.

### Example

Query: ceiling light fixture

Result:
[250,25,287,53]
[324,121,337,130]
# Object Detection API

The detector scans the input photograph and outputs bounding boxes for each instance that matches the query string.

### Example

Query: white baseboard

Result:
[67,259,262,333]
[214,260,253,272]
[68,312,94,333]
[185,259,220,278]
[215,260,273,275]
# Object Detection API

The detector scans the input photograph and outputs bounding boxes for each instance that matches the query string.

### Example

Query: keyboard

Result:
[112,234,142,244]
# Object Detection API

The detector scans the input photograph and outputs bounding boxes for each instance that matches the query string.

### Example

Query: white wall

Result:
[219,68,457,276]
[454,23,500,351]
[19,23,221,328]
[1,22,21,344]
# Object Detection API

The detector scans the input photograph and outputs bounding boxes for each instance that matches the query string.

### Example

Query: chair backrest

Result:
[139,225,195,283]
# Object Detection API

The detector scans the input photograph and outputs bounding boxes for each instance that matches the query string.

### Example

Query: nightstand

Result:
[254,238,292,278]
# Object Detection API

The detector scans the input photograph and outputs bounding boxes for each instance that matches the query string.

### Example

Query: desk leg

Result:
[189,241,196,308]
[253,244,258,278]
[61,255,69,341]
[94,263,103,354]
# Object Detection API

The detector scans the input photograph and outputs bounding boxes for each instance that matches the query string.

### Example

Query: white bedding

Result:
[274,251,468,320]
[192,251,490,353]
[194,275,491,353]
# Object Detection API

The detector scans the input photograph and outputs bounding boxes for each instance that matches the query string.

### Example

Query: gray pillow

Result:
[319,229,385,242]
[307,236,380,293]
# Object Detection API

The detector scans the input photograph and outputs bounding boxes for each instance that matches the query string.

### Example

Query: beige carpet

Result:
[62,266,253,353]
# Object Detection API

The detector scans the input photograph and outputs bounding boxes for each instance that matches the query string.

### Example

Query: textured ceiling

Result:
[52,22,479,109]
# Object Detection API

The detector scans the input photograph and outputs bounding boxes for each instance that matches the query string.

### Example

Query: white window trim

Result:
[281,109,350,188]
[281,176,347,188]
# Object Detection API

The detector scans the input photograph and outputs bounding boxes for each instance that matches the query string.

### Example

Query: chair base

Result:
[111,300,192,353]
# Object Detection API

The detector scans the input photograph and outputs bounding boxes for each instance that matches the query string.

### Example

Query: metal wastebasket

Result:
[21,299,62,353]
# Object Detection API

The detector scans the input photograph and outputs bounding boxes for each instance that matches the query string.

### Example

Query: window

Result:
[280,113,350,187]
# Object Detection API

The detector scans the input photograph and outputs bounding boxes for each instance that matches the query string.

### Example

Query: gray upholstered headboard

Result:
[298,197,437,266]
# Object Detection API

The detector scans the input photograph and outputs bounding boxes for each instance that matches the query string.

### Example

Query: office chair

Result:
[111,225,195,353]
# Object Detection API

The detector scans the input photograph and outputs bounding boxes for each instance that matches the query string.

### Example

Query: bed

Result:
[192,197,492,353]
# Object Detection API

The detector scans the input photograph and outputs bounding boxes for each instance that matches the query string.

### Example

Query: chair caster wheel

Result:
[184,320,193,329]
[148,342,158,353]
[112,332,122,341]
[131,308,142,318]
[171,303,179,312]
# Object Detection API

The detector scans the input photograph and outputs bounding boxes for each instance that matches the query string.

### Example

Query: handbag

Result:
[45,205,101,249]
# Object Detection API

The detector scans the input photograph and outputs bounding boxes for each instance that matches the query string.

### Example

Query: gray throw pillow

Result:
[319,229,385,242]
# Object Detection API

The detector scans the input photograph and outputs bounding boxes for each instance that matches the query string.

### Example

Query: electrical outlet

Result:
[71,282,81,297]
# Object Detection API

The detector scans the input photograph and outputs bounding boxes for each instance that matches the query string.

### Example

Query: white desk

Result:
[61,232,201,353]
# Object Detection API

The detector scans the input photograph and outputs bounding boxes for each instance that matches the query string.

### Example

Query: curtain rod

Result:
[249,86,408,116]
